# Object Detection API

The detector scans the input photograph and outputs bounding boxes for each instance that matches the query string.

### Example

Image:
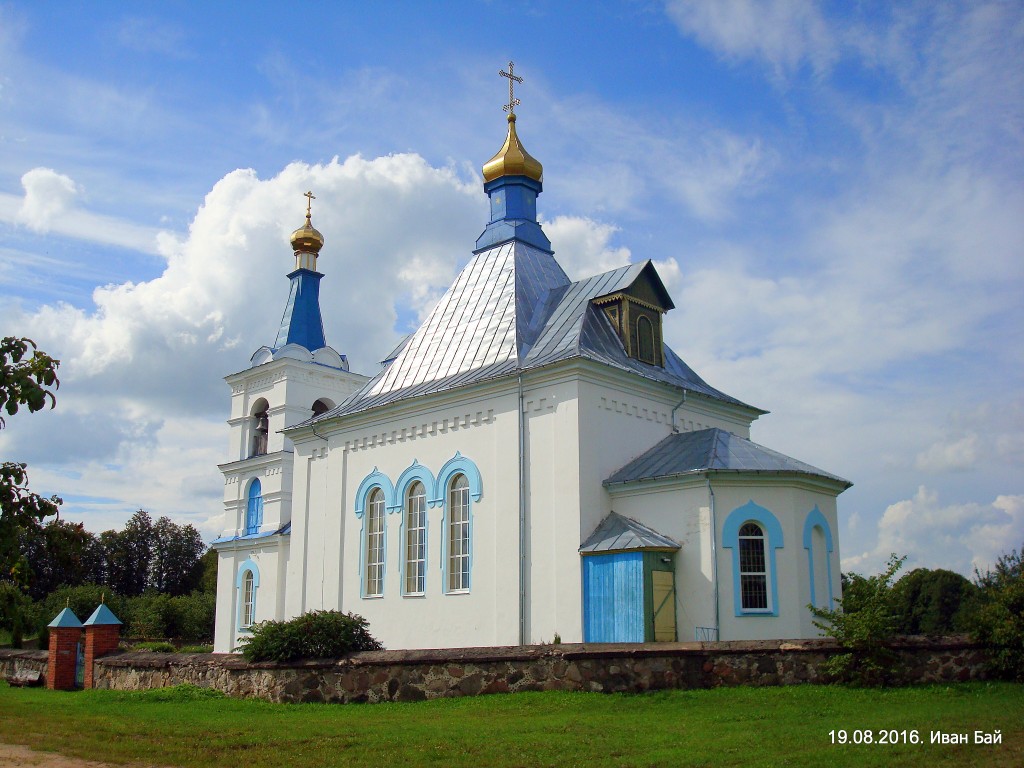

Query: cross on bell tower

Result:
[500,61,522,114]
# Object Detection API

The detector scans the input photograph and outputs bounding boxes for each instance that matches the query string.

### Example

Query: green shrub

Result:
[972,545,1024,681]
[177,644,213,654]
[169,592,215,642]
[133,640,176,653]
[123,592,174,639]
[0,581,37,647]
[239,610,383,662]
[810,553,905,686]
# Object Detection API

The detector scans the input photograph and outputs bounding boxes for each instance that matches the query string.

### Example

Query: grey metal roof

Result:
[579,511,681,553]
[604,428,852,488]
[298,246,756,425]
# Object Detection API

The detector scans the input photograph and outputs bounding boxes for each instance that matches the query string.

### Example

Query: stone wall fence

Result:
[2,634,989,705]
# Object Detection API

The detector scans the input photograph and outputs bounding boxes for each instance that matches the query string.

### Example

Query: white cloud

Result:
[915,434,979,473]
[0,154,640,539]
[16,167,78,230]
[544,216,631,280]
[0,167,167,253]
[842,486,1024,577]
[666,0,838,77]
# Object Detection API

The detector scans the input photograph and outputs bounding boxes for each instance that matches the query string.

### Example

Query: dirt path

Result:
[0,743,162,768]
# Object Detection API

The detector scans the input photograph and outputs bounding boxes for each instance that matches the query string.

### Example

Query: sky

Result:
[0,1,1021,579]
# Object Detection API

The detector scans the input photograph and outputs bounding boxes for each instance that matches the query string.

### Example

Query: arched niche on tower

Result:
[249,398,270,458]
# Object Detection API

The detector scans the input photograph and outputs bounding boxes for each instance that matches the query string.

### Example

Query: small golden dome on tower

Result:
[290,190,324,254]
[482,113,544,183]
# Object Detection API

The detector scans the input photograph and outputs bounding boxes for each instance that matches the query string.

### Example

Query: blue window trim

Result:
[354,468,394,598]
[722,501,784,617]
[354,467,396,518]
[434,454,481,594]
[394,460,436,511]
[394,462,435,596]
[235,559,260,635]
[245,478,263,535]
[431,452,483,506]
[802,506,835,609]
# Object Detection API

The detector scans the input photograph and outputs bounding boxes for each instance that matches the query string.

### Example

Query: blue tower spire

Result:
[475,64,551,254]
[275,192,327,351]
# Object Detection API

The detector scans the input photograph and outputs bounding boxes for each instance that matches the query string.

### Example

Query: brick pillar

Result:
[83,603,122,690]
[46,607,83,691]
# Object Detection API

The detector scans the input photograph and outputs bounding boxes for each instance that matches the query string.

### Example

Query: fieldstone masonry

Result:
[1,637,989,703]
[83,637,991,703]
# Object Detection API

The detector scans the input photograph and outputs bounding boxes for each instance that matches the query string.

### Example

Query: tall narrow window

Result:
[365,488,385,597]
[636,315,656,364]
[403,481,427,595]
[738,522,769,610]
[245,479,263,535]
[448,474,470,592]
[241,570,255,628]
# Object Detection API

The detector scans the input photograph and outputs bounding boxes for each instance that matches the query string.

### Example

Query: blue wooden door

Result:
[582,552,644,642]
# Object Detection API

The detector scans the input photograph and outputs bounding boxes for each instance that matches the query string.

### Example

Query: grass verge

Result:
[0,681,1020,767]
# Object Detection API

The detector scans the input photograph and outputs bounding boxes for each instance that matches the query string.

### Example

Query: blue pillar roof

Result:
[274,267,327,351]
[84,603,123,626]
[48,607,83,628]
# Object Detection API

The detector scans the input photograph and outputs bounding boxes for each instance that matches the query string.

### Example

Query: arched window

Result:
[245,479,263,535]
[636,315,656,364]
[311,398,334,418]
[250,399,269,457]
[236,560,260,633]
[241,570,255,628]
[364,488,386,597]
[404,481,427,595]
[447,474,471,592]
[738,523,768,611]
[722,501,784,617]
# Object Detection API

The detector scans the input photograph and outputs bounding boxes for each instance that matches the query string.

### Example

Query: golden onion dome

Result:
[290,212,324,254]
[482,113,543,183]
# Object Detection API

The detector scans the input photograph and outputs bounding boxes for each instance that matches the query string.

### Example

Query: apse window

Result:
[738,522,769,611]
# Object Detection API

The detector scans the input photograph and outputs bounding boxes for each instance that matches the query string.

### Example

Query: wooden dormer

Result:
[591,261,674,367]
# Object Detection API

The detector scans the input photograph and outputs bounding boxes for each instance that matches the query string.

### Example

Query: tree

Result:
[0,337,60,583]
[890,567,978,636]
[149,517,206,596]
[810,554,906,686]
[20,519,104,600]
[100,510,153,596]
[0,336,59,426]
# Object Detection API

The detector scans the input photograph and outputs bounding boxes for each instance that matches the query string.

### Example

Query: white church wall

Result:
[288,381,525,650]
[213,537,289,653]
[606,479,717,642]
[607,476,844,643]
[520,374,584,644]
[711,480,842,641]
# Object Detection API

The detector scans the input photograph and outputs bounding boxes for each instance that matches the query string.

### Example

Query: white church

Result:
[211,77,850,653]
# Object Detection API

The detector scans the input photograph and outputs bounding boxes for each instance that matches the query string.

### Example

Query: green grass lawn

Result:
[1,681,1020,767]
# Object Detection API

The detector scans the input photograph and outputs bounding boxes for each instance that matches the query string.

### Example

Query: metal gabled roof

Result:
[299,254,755,425]
[605,427,852,488]
[579,511,681,553]
[365,240,569,398]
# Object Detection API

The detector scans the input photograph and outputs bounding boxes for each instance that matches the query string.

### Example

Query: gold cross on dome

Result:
[499,61,522,113]
[303,190,316,218]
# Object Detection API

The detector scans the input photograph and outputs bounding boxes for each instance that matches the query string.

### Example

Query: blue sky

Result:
[0,1,1021,578]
